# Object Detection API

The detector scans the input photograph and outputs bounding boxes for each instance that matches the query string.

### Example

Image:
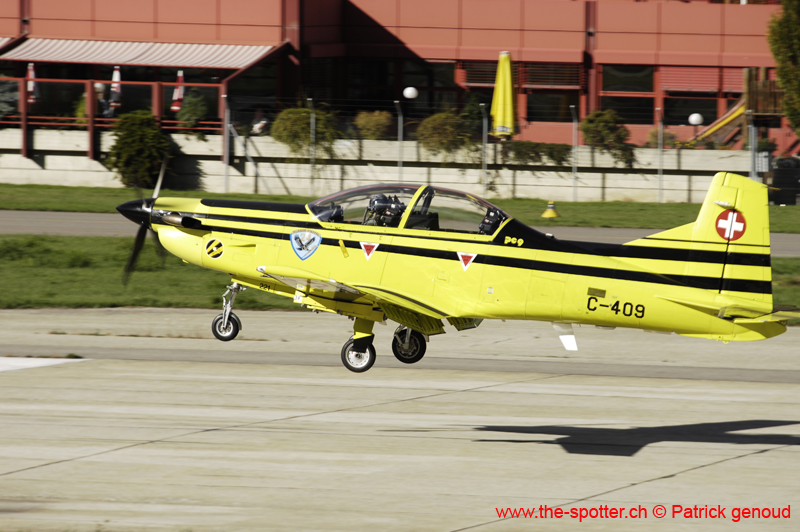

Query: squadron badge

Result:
[291,230,322,260]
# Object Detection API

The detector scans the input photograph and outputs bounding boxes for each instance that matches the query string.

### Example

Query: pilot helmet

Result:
[369,193,391,214]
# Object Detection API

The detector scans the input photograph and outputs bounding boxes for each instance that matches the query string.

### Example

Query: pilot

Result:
[364,193,405,227]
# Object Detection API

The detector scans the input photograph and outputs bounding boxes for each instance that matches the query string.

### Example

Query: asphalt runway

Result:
[3,210,800,256]
[1,308,798,531]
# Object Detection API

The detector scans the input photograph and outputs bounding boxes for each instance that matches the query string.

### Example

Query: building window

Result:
[664,98,718,126]
[602,65,653,93]
[527,91,579,122]
[600,96,654,125]
[404,61,455,89]
[525,64,583,88]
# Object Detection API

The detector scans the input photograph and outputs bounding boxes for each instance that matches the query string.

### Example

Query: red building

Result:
[0,0,794,153]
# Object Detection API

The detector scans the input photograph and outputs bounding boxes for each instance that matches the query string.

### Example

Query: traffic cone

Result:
[541,201,560,218]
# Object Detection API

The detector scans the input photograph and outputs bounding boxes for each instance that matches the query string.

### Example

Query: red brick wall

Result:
[24,0,282,45]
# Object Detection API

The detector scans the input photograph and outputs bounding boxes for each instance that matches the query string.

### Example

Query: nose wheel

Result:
[391,327,426,364]
[212,282,244,341]
[341,339,376,373]
[212,313,240,341]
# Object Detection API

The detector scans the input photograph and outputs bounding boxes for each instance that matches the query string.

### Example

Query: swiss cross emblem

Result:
[360,242,379,261]
[716,210,746,241]
[457,252,477,271]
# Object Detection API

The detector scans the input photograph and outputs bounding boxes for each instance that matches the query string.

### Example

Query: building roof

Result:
[0,39,274,69]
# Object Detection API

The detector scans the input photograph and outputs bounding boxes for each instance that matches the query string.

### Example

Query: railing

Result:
[0,77,224,158]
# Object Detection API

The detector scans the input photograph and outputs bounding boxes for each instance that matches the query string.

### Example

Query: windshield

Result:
[405,186,507,234]
[308,184,421,226]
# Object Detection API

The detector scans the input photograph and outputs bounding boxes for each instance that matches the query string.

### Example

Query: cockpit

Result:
[307,184,508,236]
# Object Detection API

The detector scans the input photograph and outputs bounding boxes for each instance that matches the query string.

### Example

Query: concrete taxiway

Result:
[0,308,798,531]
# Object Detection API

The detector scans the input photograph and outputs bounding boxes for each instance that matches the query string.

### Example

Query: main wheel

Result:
[212,313,239,341]
[341,339,376,373]
[391,328,426,364]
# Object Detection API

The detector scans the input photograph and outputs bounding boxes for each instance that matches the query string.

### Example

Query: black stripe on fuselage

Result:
[200,199,308,214]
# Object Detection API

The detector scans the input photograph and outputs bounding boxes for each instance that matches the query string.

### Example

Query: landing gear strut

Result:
[391,326,426,364]
[212,282,245,341]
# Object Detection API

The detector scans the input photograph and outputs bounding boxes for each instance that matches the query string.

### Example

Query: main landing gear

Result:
[391,326,426,364]
[212,282,245,341]
[339,321,428,373]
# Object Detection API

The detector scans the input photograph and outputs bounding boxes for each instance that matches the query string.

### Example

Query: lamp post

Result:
[657,107,664,203]
[308,98,315,195]
[395,87,418,183]
[480,103,488,197]
[570,104,578,202]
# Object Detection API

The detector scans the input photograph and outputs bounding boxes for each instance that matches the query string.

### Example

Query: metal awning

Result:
[0,39,274,69]
[0,37,9,48]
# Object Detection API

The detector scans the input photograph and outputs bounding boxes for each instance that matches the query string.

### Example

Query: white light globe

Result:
[688,113,704,126]
[403,87,418,99]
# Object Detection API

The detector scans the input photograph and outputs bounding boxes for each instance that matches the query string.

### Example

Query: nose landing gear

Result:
[212,282,245,341]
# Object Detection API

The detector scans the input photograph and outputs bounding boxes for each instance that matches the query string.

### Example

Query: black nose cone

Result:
[117,198,154,227]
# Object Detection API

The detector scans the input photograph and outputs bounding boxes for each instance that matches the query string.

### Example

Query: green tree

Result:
[416,111,466,158]
[106,110,170,188]
[769,0,800,136]
[0,76,18,119]
[579,109,635,168]
[176,88,209,140]
[354,110,392,140]
[270,104,339,158]
[460,93,483,140]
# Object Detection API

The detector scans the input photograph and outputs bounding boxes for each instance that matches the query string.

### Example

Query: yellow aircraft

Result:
[118,172,800,372]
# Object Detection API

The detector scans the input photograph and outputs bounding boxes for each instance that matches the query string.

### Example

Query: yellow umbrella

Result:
[490,51,515,137]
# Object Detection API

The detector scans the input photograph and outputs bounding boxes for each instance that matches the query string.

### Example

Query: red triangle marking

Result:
[457,252,477,271]
[360,242,379,261]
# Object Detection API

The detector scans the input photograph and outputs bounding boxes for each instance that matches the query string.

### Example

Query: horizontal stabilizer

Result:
[733,305,800,324]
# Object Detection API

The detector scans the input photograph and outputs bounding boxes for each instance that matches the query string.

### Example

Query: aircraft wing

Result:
[251,266,450,335]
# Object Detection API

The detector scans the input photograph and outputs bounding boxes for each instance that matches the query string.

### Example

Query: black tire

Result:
[212,313,239,341]
[391,328,426,364]
[341,339,376,373]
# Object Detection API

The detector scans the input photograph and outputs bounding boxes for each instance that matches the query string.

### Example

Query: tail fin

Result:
[627,172,772,304]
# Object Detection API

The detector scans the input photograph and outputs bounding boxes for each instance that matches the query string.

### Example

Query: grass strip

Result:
[0,235,296,310]
[3,183,799,233]
[2,235,798,326]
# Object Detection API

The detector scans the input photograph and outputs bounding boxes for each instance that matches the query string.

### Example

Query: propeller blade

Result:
[151,228,167,260]
[152,154,168,200]
[123,224,148,285]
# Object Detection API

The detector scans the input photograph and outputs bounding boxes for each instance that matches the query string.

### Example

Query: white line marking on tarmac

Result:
[0,357,86,373]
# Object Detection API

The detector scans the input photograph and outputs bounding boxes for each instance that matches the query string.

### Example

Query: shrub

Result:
[271,104,339,157]
[758,138,778,153]
[416,111,466,157]
[579,109,635,167]
[542,143,571,166]
[502,141,571,166]
[645,129,677,148]
[460,93,484,140]
[0,76,17,119]
[354,110,392,140]
[176,89,209,140]
[503,140,543,165]
[106,110,170,188]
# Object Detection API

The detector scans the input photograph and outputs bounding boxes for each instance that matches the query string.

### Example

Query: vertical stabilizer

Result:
[628,172,772,304]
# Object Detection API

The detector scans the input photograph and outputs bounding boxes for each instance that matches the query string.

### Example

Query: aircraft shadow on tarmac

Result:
[473,420,800,456]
